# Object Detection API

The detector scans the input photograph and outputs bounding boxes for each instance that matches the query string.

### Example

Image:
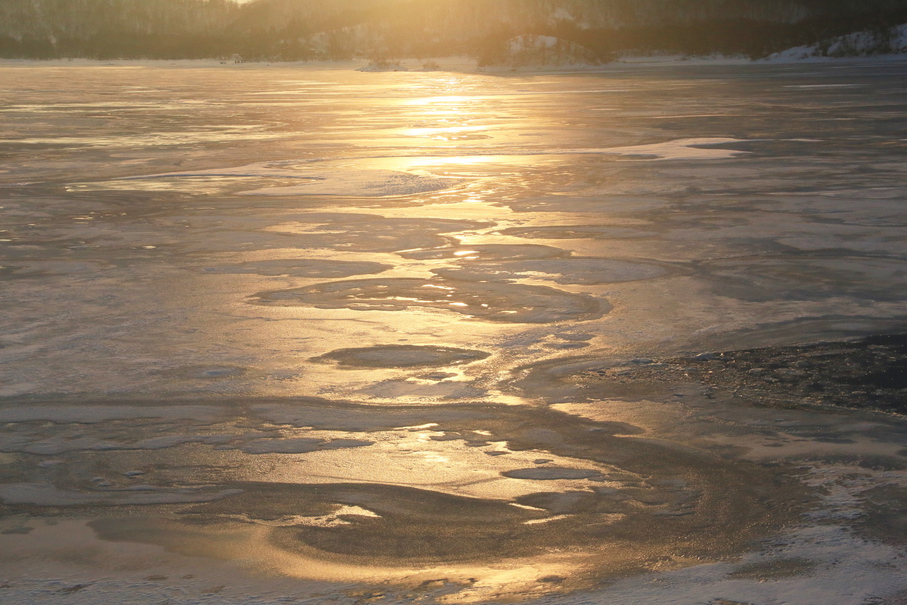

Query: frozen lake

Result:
[1,60,907,604]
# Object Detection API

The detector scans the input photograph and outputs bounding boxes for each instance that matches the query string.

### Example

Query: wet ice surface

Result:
[1,60,907,604]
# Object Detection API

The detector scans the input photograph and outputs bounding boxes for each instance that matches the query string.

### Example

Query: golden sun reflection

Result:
[7,60,890,605]
[405,94,477,107]
[134,519,588,604]
[405,155,500,167]
[404,124,489,138]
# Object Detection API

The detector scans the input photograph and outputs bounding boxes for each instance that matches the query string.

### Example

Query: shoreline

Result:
[2,51,907,74]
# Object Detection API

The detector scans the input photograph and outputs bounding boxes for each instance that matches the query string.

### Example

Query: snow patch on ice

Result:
[563,461,907,605]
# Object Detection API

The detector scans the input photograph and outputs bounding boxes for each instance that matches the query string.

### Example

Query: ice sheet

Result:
[2,59,907,604]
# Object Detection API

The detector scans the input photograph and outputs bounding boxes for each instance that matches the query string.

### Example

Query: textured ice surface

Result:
[200,258,391,277]
[0,483,242,506]
[398,243,569,261]
[250,277,609,323]
[432,258,669,285]
[312,345,490,368]
[582,136,749,160]
[90,161,465,197]
[2,59,907,604]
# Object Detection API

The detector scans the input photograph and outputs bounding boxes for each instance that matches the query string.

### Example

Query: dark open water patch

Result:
[611,334,907,415]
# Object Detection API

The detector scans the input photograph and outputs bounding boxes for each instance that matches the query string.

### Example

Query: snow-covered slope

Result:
[768,23,907,61]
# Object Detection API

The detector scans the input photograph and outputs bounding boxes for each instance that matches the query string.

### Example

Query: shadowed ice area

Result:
[1,60,907,605]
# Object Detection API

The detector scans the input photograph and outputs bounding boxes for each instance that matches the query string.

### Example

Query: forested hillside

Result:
[1,0,905,61]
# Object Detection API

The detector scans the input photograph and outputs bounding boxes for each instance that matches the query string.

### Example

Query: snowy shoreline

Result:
[3,47,907,74]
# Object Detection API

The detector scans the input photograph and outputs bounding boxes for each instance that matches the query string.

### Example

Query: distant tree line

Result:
[0,0,905,61]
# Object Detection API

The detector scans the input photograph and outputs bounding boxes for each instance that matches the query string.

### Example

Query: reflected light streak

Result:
[404,124,489,138]
[406,155,499,167]
[405,94,477,106]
